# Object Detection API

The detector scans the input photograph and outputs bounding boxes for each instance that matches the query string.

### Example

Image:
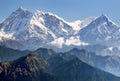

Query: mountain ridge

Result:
[0,7,120,56]
[1,45,120,76]
[1,52,120,81]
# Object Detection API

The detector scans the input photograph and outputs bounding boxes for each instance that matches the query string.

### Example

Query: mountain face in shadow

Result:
[0,46,30,61]
[48,53,120,81]
[1,46,120,77]
[0,53,120,81]
[0,54,59,81]
[0,46,55,62]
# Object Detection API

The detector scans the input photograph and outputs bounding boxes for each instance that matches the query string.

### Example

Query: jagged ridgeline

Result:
[0,46,55,61]
[0,7,120,56]
[0,51,120,81]
[1,46,120,77]
[1,7,120,81]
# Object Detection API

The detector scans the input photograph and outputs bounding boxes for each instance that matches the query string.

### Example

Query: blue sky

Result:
[0,0,120,25]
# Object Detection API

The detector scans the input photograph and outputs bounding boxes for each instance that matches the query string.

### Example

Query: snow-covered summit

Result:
[16,7,27,11]
[78,14,120,45]
[0,7,82,50]
[0,8,120,52]
[0,7,32,34]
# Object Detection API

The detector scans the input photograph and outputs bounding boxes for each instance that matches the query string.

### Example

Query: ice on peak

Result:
[97,14,109,21]
[88,14,111,27]
[13,7,31,16]
[34,10,44,15]
[96,14,119,27]
[33,11,68,24]
[100,14,107,17]
[45,12,68,23]
[16,7,27,11]
[73,20,81,24]
[68,20,81,32]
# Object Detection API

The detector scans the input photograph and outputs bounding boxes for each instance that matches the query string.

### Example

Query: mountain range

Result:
[68,48,120,76]
[0,46,120,76]
[0,7,120,56]
[1,52,120,81]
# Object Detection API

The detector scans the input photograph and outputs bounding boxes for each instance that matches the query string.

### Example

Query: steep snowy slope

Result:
[0,7,120,54]
[78,14,120,45]
[0,7,81,50]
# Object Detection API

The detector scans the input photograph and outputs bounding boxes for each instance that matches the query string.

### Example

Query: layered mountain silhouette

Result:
[1,7,120,81]
[1,46,120,76]
[68,48,120,76]
[0,53,120,81]
[0,46,56,62]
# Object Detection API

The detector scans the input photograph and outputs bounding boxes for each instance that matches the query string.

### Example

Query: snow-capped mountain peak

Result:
[78,14,120,45]
[91,14,119,27]
[90,14,110,27]
[0,8,79,50]
[98,14,108,20]
[0,7,32,34]
[0,8,120,52]
[16,7,27,12]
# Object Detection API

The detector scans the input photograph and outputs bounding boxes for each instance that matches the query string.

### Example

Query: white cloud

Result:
[65,36,88,46]
[50,37,65,48]
[50,36,88,48]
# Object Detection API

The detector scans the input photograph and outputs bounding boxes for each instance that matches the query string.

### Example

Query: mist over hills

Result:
[0,7,120,81]
[0,46,120,76]
[0,51,120,81]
